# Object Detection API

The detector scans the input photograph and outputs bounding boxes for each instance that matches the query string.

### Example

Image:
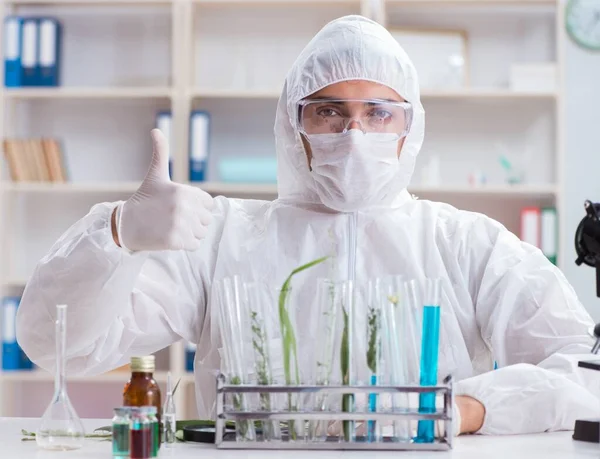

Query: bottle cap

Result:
[113,407,131,416]
[140,406,158,415]
[131,356,155,372]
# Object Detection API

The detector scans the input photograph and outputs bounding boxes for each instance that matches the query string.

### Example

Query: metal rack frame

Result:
[215,374,454,451]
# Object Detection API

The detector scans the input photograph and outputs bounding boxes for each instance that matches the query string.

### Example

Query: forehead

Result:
[309,80,404,102]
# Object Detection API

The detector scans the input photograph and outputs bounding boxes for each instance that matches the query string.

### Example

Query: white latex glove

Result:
[453,400,462,436]
[115,129,215,252]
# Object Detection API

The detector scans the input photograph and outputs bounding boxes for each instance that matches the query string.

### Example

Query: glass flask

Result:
[36,304,85,450]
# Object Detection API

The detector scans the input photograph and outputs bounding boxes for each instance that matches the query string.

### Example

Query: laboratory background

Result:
[0,0,599,423]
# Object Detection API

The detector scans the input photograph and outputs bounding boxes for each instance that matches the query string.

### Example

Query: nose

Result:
[343,118,365,133]
[347,119,361,130]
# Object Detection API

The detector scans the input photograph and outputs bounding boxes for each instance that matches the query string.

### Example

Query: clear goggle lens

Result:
[297,98,412,138]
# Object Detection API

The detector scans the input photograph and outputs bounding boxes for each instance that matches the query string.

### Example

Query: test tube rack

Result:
[215,373,454,451]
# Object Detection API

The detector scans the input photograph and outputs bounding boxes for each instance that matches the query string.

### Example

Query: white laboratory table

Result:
[1,418,599,459]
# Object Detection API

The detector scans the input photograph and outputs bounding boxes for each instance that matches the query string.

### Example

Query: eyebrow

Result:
[307,96,404,103]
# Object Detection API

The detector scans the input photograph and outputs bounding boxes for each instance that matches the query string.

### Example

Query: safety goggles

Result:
[297,98,413,139]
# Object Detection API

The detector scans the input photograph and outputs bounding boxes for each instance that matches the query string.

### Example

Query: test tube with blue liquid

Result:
[366,279,386,443]
[414,278,441,444]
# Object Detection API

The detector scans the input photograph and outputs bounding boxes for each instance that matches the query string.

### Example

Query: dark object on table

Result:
[575,200,600,298]
[573,200,600,444]
[573,419,600,443]
[183,425,236,443]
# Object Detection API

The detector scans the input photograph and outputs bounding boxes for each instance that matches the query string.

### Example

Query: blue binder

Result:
[2,296,20,371]
[189,111,211,182]
[38,18,61,87]
[20,18,39,86]
[156,111,173,180]
[185,342,195,372]
[3,17,22,87]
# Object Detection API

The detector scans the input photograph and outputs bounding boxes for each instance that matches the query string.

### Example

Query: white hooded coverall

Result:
[16,15,600,435]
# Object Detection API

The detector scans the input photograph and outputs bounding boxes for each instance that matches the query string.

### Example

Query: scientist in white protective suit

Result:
[15,15,600,436]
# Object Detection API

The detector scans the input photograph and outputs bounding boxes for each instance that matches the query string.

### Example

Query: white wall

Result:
[563,5,600,322]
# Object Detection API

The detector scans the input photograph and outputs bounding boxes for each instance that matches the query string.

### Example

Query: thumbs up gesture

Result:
[114,129,215,252]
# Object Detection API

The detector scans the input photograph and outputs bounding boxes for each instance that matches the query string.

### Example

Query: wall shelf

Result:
[3,182,142,193]
[3,278,29,287]
[2,87,173,100]
[7,0,171,5]
[387,0,555,5]
[191,88,557,100]
[194,0,360,5]
[0,181,558,199]
[0,370,171,383]
[409,185,558,198]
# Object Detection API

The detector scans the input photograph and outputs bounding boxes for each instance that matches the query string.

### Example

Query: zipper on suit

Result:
[347,212,358,282]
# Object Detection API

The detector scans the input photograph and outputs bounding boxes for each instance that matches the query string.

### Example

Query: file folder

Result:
[2,296,20,370]
[3,17,22,87]
[185,341,195,372]
[189,111,210,182]
[156,111,173,180]
[541,207,557,265]
[38,18,61,87]
[20,18,39,86]
[520,207,541,248]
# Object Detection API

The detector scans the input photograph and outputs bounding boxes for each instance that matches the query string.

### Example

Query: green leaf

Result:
[172,377,182,396]
[278,255,329,440]
[94,426,112,433]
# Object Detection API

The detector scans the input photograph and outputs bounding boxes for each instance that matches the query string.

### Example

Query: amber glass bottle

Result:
[123,356,162,430]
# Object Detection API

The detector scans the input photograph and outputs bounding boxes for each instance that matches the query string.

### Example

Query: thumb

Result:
[148,128,171,182]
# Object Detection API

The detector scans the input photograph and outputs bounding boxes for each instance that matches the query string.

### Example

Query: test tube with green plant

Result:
[308,278,342,441]
[215,277,256,442]
[381,276,411,442]
[244,282,282,441]
[366,280,383,442]
[278,256,329,441]
[340,280,355,442]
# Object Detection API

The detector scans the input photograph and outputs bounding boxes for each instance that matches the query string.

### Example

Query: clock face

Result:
[567,0,600,51]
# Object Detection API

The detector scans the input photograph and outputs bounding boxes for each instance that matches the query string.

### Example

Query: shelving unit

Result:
[0,0,566,419]
[2,87,174,99]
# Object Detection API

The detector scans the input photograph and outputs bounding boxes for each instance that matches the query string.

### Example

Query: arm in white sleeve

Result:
[16,201,208,376]
[454,216,600,435]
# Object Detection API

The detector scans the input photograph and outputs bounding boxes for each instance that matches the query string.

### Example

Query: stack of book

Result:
[3,139,68,182]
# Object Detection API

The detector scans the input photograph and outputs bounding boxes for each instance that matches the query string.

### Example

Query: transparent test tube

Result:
[415,278,442,444]
[162,372,177,446]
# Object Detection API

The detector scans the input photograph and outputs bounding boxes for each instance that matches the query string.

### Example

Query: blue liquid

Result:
[368,374,377,442]
[414,305,441,444]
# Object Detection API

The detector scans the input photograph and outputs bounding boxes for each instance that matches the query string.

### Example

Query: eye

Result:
[315,107,342,118]
[369,109,393,121]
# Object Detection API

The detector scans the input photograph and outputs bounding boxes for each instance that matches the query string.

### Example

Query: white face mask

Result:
[307,129,402,212]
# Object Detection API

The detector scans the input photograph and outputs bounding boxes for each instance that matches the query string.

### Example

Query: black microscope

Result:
[572,200,600,443]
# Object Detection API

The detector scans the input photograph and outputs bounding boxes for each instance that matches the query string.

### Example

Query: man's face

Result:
[300,80,407,169]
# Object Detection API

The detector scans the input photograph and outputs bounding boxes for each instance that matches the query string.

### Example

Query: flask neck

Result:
[131,371,154,379]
